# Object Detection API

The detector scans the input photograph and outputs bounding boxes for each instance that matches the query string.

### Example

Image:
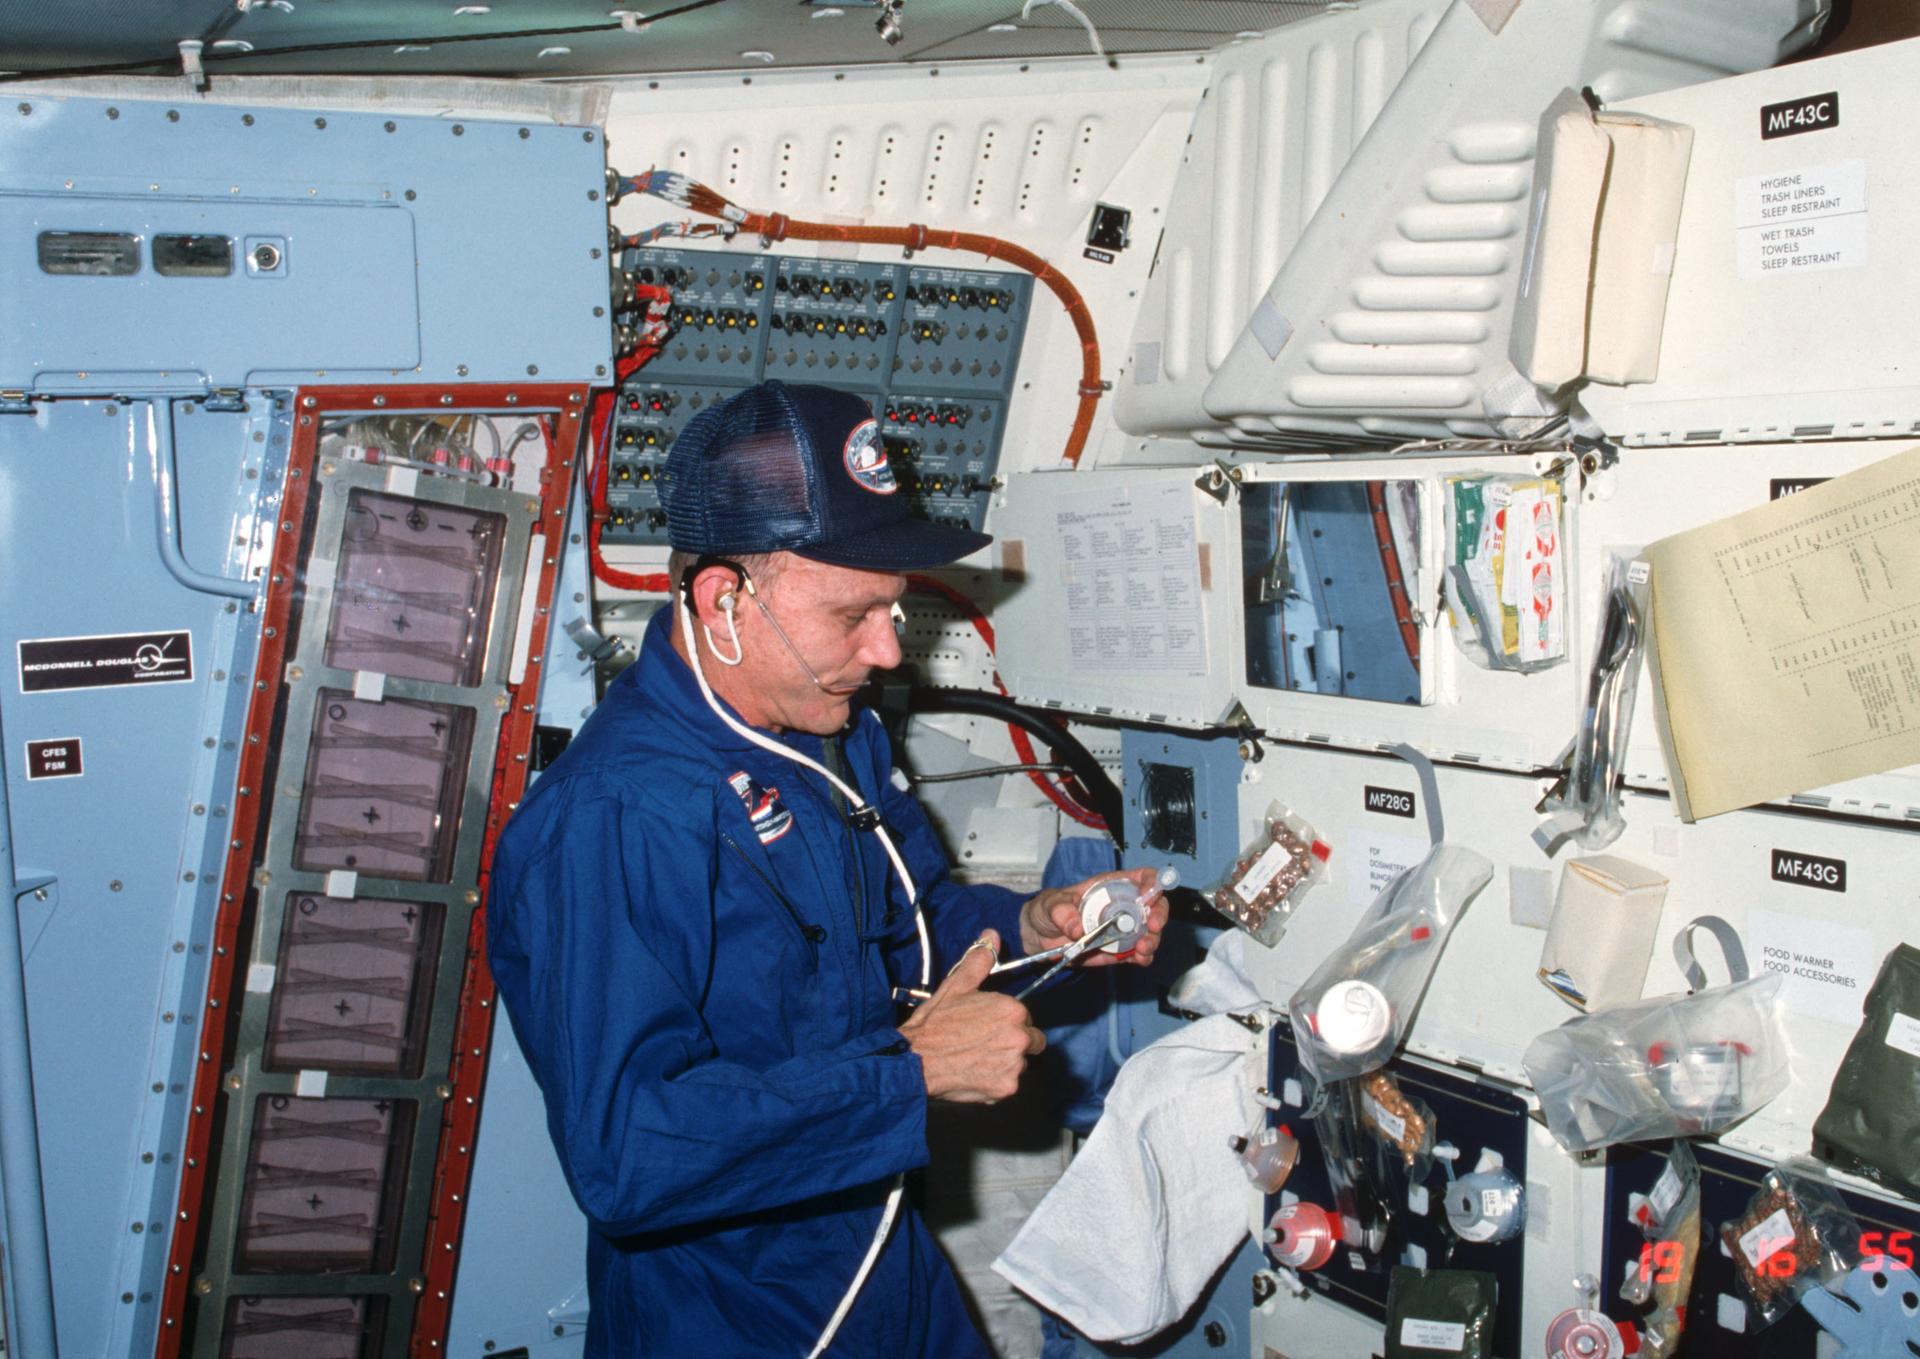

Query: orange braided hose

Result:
[683,184,1104,467]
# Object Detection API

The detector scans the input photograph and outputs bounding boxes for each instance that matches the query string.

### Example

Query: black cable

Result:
[893,686,1124,842]
[0,0,730,84]
[908,762,1071,785]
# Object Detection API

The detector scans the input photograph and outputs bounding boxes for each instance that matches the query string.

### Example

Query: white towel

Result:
[991,1013,1262,1343]
[1167,925,1265,1017]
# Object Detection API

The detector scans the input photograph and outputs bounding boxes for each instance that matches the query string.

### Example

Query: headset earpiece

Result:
[702,586,745,666]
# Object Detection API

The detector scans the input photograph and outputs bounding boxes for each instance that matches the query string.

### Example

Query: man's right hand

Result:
[899,930,1046,1104]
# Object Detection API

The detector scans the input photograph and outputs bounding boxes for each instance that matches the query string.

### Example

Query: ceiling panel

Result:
[1,0,1339,81]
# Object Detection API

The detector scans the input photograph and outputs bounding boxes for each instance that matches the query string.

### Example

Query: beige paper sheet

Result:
[1646,442,1920,819]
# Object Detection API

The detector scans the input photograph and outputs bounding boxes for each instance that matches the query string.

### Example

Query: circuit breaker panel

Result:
[604,245,1034,541]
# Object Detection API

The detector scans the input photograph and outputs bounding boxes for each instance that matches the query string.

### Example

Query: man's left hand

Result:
[1018,867,1170,967]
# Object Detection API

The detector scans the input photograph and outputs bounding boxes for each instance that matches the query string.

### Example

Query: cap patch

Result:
[842,418,897,496]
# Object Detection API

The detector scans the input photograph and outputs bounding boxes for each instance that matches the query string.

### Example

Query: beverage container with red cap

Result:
[1287,844,1493,1084]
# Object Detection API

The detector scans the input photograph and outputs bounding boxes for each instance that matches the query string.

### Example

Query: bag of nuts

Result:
[1721,1157,1861,1329]
[1209,802,1330,946]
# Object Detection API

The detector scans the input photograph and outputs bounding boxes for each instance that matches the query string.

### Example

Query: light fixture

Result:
[394,44,431,52]
[210,39,255,51]
[537,45,572,57]
[875,0,903,45]
[453,5,491,14]
[809,6,845,17]
[741,49,776,62]
[987,22,1017,32]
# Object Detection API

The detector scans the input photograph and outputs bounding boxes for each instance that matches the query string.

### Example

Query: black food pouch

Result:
[1812,943,1920,1200]
[1384,1266,1495,1359]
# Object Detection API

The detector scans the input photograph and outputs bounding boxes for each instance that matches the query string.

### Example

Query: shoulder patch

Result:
[727,769,793,845]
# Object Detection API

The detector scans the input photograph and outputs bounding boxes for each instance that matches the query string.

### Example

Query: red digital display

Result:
[1862,1229,1916,1270]
[1655,1226,1919,1286]
[1638,1240,1686,1285]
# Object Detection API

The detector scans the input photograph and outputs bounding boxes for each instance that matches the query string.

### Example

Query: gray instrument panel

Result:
[605,246,1033,541]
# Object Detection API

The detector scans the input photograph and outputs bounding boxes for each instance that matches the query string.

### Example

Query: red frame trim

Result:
[156,384,587,1359]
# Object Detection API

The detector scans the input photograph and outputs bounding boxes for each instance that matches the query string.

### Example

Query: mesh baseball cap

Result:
[659,380,992,570]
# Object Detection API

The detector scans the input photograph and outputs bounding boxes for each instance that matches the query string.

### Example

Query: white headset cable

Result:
[677,595,930,1358]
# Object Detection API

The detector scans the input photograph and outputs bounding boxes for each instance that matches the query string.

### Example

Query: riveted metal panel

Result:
[0,95,611,392]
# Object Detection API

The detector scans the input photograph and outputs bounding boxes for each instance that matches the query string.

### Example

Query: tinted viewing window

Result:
[152,233,234,277]
[324,491,506,689]
[293,692,475,883]
[37,231,140,276]
[1241,479,1426,706]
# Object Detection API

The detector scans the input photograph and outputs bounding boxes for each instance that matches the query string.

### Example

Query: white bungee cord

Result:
[676,583,934,1358]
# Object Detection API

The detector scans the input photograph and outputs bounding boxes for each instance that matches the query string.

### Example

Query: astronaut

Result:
[487,380,1167,1356]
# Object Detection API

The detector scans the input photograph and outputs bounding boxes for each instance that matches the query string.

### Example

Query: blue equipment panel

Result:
[3,194,421,384]
[1266,1019,1530,1355]
[604,245,1034,541]
[0,94,612,391]
[1119,727,1245,888]
[1602,1142,1920,1356]
[1062,729,1268,1359]
[0,396,280,1357]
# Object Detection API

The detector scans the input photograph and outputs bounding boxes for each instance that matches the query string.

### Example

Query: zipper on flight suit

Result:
[821,736,901,941]
[719,833,824,966]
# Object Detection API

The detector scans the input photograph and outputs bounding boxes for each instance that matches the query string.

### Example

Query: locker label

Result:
[1769,849,1845,892]
[1760,92,1838,140]
[1364,785,1416,818]
[17,629,193,692]
[24,738,82,780]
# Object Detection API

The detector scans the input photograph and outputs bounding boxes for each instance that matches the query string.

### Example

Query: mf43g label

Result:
[1771,848,1845,893]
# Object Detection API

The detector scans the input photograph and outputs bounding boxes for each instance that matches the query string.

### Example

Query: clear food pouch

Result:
[1287,845,1493,1084]
[1358,1069,1436,1176]
[1535,550,1650,854]
[1523,973,1790,1153]
[1444,474,1568,675]
[1721,1157,1862,1330]
[1620,1142,1701,1359]
[1210,801,1330,947]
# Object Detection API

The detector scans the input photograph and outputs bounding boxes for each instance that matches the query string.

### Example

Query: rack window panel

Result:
[221,1296,387,1359]
[263,893,444,1078]
[323,490,506,689]
[291,692,475,883]
[233,1096,416,1276]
